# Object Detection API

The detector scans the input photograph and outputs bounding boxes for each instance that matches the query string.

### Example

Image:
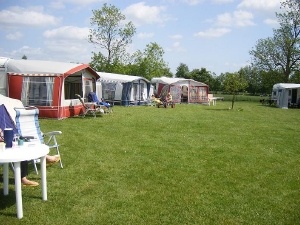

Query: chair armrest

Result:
[43,131,62,136]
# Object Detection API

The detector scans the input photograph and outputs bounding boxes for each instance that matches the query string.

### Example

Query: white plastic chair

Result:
[14,107,63,174]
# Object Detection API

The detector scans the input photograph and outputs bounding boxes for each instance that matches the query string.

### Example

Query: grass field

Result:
[0,100,299,224]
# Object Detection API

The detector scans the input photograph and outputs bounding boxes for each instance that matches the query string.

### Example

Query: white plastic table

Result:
[210,97,218,106]
[0,143,49,219]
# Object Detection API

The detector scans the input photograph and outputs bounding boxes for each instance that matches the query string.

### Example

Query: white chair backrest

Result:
[14,107,44,144]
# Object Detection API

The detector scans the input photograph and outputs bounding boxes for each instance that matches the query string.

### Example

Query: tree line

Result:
[88,0,300,95]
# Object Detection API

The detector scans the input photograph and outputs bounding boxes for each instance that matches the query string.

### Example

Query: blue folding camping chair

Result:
[88,92,113,114]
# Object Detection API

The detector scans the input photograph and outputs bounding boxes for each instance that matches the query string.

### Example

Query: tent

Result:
[5,59,100,119]
[0,94,24,124]
[151,76,209,103]
[271,83,300,109]
[0,104,18,138]
[97,72,153,106]
[0,57,10,96]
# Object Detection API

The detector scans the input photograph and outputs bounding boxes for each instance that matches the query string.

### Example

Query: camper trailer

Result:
[5,59,99,119]
[271,83,300,109]
[151,76,209,104]
[97,72,153,106]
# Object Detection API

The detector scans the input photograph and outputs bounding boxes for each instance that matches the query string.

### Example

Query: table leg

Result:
[14,162,23,219]
[40,155,47,201]
[3,163,9,195]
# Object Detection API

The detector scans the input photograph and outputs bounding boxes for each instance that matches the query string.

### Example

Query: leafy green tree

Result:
[209,72,222,93]
[130,42,171,80]
[22,55,27,60]
[189,68,214,88]
[260,70,287,94]
[238,65,262,95]
[175,63,190,78]
[223,72,248,109]
[290,70,300,83]
[249,0,300,82]
[88,3,136,72]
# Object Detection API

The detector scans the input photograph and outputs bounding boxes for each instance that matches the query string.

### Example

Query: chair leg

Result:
[32,159,38,175]
[53,136,63,168]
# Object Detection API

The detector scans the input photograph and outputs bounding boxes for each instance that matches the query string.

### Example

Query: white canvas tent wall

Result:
[271,83,300,109]
[97,72,153,106]
[0,94,24,124]
[0,57,10,96]
[151,76,209,103]
[5,59,99,118]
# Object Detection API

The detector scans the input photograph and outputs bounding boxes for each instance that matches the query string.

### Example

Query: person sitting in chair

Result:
[151,94,162,105]
[166,92,173,103]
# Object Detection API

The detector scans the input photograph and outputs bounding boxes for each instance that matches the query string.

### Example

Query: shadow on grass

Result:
[0,177,17,212]
[204,108,231,111]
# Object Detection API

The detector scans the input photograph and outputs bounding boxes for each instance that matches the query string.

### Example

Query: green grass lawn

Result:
[1,101,299,224]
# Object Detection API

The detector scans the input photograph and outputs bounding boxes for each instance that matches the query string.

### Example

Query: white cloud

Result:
[169,34,183,39]
[6,32,23,40]
[170,41,187,52]
[237,0,281,17]
[194,28,231,38]
[137,32,155,39]
[213,0,234,3]
[173,42,180,47]
[41,26,92,63]
[238,0,281,10]
[10,46,43,58]
[123,2,173,26]
[43,26,90,40]
[182,0,203,5]
[264,18,279,26]
[49,1,65,9]
[60,0,105,4]
[216,10,255,27]
[0,6,60,28]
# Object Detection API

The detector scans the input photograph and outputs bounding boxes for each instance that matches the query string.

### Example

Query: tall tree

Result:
[249,0,300,82]
[22,55,27,60]
[175,63,190,78]
[189,68,214,87]
[223,72,248,109]
[238,65,262,95]
[88,3,136,72]
[130,42,172,80]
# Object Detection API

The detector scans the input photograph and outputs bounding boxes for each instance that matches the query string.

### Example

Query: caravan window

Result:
[64,76,82,100]
[132,83,144,101]
[21,77,54,106]
[102,83,116,101]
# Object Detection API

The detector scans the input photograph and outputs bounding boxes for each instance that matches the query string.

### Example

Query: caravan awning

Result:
[97,72,150,83]
[273,83,300,90]
[151,76,208,87]
[6,59,99,78]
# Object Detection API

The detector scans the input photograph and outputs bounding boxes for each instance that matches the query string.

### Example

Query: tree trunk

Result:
[231,94,235,109]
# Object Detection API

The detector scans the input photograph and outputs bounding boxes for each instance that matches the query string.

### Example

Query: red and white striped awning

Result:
[7,73,63,76]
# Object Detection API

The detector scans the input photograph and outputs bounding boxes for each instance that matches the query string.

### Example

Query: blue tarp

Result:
[0,104,18,140]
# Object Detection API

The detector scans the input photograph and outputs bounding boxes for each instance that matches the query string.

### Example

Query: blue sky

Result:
[0,0,282,76]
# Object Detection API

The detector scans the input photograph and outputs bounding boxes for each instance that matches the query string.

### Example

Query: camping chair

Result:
[87,92,113,114]
[75,94,98,118]
[14,107,63,174]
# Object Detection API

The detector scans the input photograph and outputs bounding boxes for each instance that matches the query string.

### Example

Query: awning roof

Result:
[273,83,300,90]
[6,59,99,78]
[97,72,150,83]
[151,76,208,87]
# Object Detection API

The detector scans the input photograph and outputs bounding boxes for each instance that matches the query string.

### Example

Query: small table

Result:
[209,97,218,106]
[0,143,49,219]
